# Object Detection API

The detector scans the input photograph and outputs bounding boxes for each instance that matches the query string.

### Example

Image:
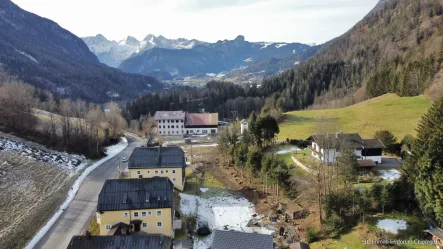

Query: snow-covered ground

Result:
[0,136,87,174]
[180,193,273,249]
[187,143,218,148]
[24,137,128,249]
[376,219,407,234]
[275,146,299,155]
[378,169,401,180]
[275,43,287,48]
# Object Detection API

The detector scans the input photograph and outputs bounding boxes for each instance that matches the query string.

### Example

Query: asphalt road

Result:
[33,134,145,249]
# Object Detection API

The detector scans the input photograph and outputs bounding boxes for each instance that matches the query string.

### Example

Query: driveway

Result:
[33,134,144,249]
[377,157,402,168]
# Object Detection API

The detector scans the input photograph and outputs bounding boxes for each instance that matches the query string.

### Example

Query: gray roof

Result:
[97,177,173,212]
[154,111,185,120]
[211,230,273,249]
[308,133,384,149]
[128,146,185,169]
[66,235,172,249]
[362,139,385,149]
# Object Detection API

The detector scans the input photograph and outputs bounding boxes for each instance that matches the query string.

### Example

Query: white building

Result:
[154,111,186,136]
[240,119,248,134]
[154,111,218,136]
[308,133,384,164]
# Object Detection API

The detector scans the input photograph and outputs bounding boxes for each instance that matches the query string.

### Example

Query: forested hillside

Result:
[260,0,443,110]
[126,81,266,120]
[0,0,163,102]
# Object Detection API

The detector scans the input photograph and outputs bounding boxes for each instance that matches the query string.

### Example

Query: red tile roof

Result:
[185,113,218,126]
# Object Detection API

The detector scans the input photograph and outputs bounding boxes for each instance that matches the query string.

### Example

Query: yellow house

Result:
[128,146,186,191]
[96,177,175,237]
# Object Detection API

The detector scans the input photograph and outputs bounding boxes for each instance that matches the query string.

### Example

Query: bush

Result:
[306,227,319,243]
[286,139,310,148]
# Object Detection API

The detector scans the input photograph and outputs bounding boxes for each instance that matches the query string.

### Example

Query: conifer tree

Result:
[404,96,443,225]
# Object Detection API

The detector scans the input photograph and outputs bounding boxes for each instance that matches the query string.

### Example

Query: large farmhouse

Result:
[95,177,175,237]
[154,111,218,136]
[127,146,186,191]
[307,132,385,164]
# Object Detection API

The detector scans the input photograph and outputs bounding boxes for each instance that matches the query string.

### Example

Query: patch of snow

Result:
[200,188,209,193]
[378,169,401,180]
[294,61,300,66]
[0,137,86,174]
[275,43,287,48]
[275,146,299,155]
[118,39,126,46]
[376,219,407,234]
[244,58,253,63]
[24,137,128,249]
[260,43,272,49]
[206,73,217,77]
[188,143,218,148]
[15,49,38,63]
[179,193,273,248]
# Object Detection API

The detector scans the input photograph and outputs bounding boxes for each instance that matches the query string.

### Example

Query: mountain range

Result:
[0,0,163,102]
[83,34,209,68]
[83,34,313,80]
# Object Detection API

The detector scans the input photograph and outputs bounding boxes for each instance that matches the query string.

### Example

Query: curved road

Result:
[33,134,145,249]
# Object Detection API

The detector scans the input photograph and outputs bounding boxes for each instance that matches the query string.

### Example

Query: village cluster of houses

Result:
[65,111,277,249]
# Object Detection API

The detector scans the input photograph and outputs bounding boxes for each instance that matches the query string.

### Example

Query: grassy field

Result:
[311,212,435,249]
[279,94,432,141]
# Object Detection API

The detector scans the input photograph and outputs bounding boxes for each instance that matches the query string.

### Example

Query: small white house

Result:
[308,133,384,164]
[240,119,248,134]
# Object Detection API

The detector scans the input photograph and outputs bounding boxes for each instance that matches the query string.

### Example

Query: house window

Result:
[172,125,174,128]
[161,170,164,174]
[159,131,161,134]
[137,170,141,175]
[155,170,158,175]
[105,224,112,230]
[148,211,152,216]
[143,223,147,228]
[190,130,194,133]
[165,170,168,173]
[157,222,162,227]
[172,170,176,174]
[142,211,147,217]
[168,125,170,128]
[157,210,162,216]
[123,212,128,217]
[173,178,176,182]
[197,130,200,133]
[134,212,139,217]
[181,125,184,128]
[172,131,174,134]
[147,170,150,174]
[203,130,208,134]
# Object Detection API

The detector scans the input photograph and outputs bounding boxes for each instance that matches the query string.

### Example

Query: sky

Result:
[12,0,379,44]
